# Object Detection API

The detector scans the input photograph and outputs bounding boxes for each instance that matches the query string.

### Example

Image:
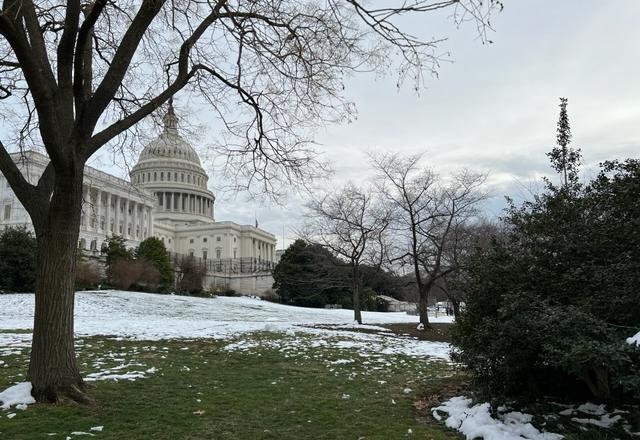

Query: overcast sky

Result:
[10,1,639,250]
[225,0,640,248]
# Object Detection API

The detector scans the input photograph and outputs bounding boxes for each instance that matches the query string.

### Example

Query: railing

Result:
[168,252,275,274]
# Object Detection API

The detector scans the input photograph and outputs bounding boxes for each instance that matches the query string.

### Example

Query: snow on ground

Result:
[0,290,453,339]
[0,291,453,362]
[0,382,35,410]
[555,402,639,434]
[627,331,640,346]
[432,396,563,440]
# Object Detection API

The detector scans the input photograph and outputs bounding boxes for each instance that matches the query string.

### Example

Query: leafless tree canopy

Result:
[302,182,390,322]
[0,0,500,200]
[371,152,488,325]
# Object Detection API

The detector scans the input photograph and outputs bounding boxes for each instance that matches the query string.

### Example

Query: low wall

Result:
[204,273,275,297]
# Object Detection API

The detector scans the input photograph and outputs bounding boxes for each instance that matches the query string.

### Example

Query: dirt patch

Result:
[382,322,453,343]
[306,322,454,343]
[413,377,472,427]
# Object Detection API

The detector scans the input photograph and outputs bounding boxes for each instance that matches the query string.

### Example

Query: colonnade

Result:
[82,187,153,242]
[253,239,276,262]
[156,191,213,218]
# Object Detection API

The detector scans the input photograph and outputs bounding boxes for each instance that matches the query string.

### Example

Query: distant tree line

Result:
[272,239,405,311]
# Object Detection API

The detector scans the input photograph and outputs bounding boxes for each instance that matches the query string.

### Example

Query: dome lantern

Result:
[162,100,178,132]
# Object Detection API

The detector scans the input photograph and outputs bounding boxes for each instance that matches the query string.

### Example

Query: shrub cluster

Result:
[105,235,174,293]
[452,160,640,401]
[272,239,401,309]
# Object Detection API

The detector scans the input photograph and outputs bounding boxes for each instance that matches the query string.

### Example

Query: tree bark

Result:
[581,366,610,401]
[451,299,461,319]
[417,283,431,328]
[352,265,362,324]
[28,166,89,403]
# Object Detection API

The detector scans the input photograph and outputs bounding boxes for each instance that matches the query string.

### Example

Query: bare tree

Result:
[303,183,389,324]
[372,153,487,328]
[0,0,499,402]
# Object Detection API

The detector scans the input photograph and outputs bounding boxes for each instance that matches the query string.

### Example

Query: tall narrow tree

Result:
[547,97,582,187]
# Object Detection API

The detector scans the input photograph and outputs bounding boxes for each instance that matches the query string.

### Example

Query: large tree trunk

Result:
[352,265,362,324]
[417,284,431,328]
[28,167,89,403]
[451,299,461,319]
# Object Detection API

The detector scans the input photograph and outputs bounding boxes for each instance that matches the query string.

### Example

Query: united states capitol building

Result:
[0,106,277,295]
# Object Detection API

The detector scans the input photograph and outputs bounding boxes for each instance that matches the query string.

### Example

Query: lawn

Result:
[2,292,637,439]
[0,331,461,440]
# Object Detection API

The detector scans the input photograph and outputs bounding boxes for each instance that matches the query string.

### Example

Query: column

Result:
[113,194,120,235]
[147,206,153,238]
[124,198,130,238]
[132,201,138,239]
[106,192,112,234]
[96,190,102,231]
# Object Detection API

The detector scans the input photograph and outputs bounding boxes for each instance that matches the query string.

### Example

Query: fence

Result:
[168,252,275,274]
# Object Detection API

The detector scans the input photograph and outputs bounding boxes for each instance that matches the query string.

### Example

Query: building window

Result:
[233,236,236,243]
[233,248,237,259]
[181,173,184,182]
[203,250,207,260]
[154,172,157,181]
[174,172,178,181]
[160,172,164,181]
[5,203,13,219]
[190,238,194,244]
[203,237,207,243]
[216,248,221,259]
[216,236,221,242]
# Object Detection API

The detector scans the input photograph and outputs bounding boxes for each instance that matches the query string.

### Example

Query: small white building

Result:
[0,106,277,295]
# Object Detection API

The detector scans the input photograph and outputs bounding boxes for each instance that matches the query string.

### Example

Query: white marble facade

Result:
[0,106,277,276]
[0,150,155,253]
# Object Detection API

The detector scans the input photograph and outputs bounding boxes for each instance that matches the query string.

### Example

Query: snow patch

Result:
[432,396,563,440]
[627,331,640,346]
[0,382,35,410]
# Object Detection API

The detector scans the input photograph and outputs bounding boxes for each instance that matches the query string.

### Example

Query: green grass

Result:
[0,332,462,439]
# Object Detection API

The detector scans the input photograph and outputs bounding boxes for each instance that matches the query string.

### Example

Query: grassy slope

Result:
[0,333,461,440]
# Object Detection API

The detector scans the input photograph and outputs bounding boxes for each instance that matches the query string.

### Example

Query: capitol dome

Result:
[131,104,215,224]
